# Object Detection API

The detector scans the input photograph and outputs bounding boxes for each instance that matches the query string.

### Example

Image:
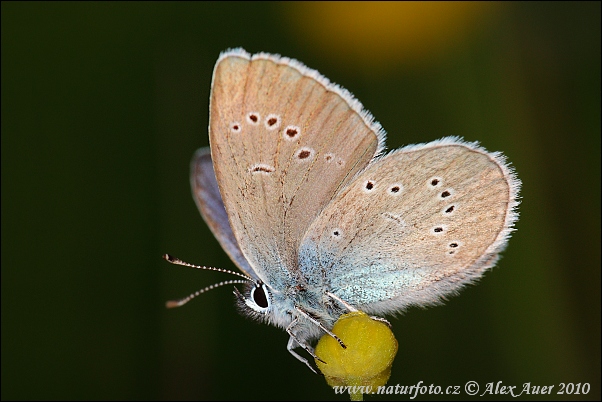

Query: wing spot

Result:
[283,125,300,140]
[247,112,260,125]
[442,204,456,215]
[439,189,454,200]
[428,176,443,188]
[388,183,403,195]
[325,153,335,162]
[230,122,242,133]
[295,147,314,161]
[447,241,463,255]
[249,163,275,174]
[265,114,280,130]
[331,228,343,239]
[430,224,448,235]
[363,180,376,192]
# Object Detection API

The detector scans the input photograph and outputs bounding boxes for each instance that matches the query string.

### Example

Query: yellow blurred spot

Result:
[285,2,503,70]
[315,311,398,400]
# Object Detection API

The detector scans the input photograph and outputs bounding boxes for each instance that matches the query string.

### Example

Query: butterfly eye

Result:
[248,283,270,313]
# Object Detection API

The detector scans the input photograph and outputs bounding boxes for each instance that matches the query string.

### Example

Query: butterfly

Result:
[167,48,520,370]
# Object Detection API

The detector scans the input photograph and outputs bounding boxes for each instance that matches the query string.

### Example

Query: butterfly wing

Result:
[299,137,521,315]
[190,147,259,280]
[209,49,385,285]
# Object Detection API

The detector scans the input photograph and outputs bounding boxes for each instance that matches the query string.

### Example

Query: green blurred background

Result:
[2,2,600,400]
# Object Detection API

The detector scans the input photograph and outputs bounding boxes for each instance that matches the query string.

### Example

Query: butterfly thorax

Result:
[238,274,346,342]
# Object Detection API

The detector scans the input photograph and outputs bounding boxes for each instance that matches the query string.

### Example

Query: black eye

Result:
[251,285,269,309]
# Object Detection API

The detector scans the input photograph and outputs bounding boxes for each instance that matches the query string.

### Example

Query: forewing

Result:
[190,147,258,280]
[299,137,520,314]
[209,49,385,285]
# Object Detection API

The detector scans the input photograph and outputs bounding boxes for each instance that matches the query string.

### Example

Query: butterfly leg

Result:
[326,291,357,313]
[369,316,392,328]
[295,307,346,349]
[286,335,318,374]
[327,291,391,327]
[286,317,322,363]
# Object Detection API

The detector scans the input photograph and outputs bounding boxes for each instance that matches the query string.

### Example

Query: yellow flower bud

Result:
[315,311,398,400]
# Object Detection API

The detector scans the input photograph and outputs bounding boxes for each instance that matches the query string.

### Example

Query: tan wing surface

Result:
[209,49,385,284]
[299,138,520,313]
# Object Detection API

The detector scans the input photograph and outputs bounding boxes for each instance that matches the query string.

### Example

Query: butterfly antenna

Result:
[163,253,253,281]
[166,279,250,308]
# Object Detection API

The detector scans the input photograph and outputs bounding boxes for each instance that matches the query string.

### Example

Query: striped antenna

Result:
[166,279,249,308]
[163,254,254,308]
[163,254,253,281]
